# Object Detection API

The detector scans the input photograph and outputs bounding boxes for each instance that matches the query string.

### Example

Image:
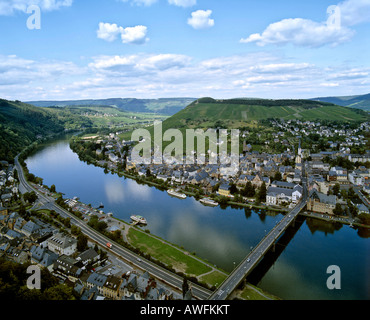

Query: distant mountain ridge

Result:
[27,98,197,115]
[310,93,370,111]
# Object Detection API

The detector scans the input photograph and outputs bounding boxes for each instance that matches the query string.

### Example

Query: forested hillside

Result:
[0,99,92,161]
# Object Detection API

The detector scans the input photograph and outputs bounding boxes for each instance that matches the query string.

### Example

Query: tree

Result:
[50,184,56,193]
[43,284,78,300]
[229,183,237,195]
[332,183,340,196]
[23,191,37,204]
[258,182,267,203]
[71,225,81,236]
[64,217,71,228]
[182,277,189,298]
[77,233,88,252]
[242,181,255,197]
[333,203,343,216]
[273,171,282,182]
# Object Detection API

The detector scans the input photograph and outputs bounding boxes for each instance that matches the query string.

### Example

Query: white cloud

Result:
[0,0,72,15]
[1,53,369,101]
[338,0,370,26]
[240,17,354,47]
[250,63,313,73]
[89,53,191,73]
[168,0,196,7]
[119,0,157,6]
[188,9,214,29]
[240,0,370,47]
[121,25,149,44]
[97,23,149,45]
[97,22,124,42]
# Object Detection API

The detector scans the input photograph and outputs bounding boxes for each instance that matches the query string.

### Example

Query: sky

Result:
[0,0,370,101]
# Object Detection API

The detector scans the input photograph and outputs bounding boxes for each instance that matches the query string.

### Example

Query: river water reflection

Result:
[25,138,369,300]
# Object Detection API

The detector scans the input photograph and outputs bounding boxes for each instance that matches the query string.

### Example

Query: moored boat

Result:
[200,198,219,207]
[130,215,147,224]
[167,189,187,199]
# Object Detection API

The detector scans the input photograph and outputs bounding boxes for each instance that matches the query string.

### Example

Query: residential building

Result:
[102,275,122,300]
[218,184,230,197]
[307,190,337,215]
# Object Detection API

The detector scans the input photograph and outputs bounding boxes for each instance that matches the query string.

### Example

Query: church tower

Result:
[295,136,302,164]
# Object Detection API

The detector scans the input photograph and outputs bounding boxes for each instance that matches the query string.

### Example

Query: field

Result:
[126,227,227,287]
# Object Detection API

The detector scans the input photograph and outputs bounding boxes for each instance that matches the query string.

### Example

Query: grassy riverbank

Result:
[124,223,278,300]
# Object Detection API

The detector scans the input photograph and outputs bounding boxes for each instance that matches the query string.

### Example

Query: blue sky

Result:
[0,0,369,101]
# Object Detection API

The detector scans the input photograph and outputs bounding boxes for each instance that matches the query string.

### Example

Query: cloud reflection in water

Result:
[104,178,152,205]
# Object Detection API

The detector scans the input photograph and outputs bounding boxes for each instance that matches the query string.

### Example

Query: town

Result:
[70,119,370,226]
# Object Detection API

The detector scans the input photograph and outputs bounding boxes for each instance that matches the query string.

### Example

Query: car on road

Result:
[246,258,251,263]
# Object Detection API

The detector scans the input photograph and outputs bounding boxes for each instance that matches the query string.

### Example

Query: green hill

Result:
[27,97,197,115]
[310,93,370,111]
[0,99,91,161]
[162,97,369,130]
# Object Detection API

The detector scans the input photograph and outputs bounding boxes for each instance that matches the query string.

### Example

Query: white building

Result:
[266,184,302,206]
[47,233,77,256]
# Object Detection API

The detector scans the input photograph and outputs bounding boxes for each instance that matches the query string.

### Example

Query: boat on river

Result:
[130,215,147,225]
[200,197,219,207]
[167,189,187,199]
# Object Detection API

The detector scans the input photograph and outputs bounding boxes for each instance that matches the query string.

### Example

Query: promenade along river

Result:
[26,137,370,300]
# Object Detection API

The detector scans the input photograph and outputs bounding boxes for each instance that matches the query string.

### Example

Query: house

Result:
[348,154,370,163]
[4,229,24,240]
[136,271,151,298]
[218,184,230,197]
[307,190,337,215]
[102,275,122,300]
[1,193,12,204]
[76,248,100,266]
[30,245,58,270]
[348,172,364,186]
[53,255,82,282]
[86,272,107,296]
[356,204,370,215]
[47,233,77,256]
[11,249,29,265]
[21,220,41,237]
[251,173,270,188]
[13,217,26,233]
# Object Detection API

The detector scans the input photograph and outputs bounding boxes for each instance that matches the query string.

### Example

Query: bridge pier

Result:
[271,243,276,253]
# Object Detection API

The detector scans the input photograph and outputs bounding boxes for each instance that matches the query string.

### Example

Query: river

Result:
[25,137,370,300]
